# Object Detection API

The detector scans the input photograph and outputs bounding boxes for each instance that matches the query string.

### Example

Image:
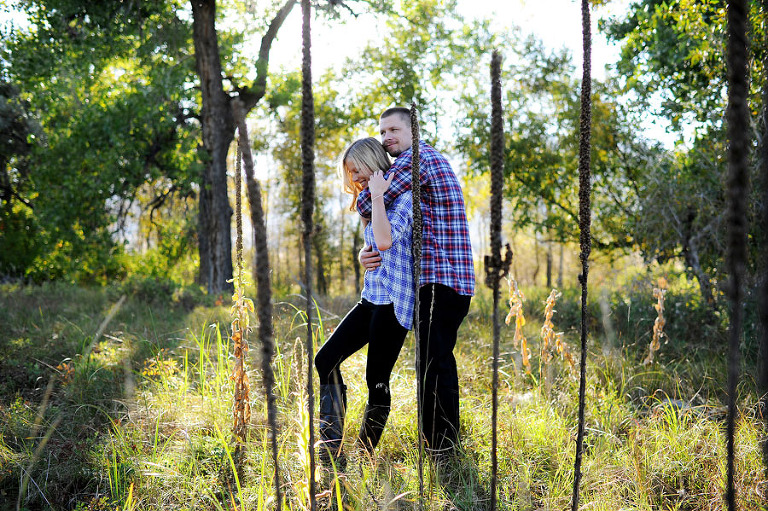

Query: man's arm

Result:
[359,244,382,270]
[357,152,421,219]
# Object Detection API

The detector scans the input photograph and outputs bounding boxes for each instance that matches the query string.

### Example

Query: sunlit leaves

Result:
[457,36,659,252]
[4,0,200,281]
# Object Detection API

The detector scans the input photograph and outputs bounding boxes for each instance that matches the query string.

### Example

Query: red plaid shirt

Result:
[357,141,475,296]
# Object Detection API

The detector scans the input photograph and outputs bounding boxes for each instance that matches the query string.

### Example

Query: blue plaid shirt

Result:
[361,192,414,330]
[357,141,475,296]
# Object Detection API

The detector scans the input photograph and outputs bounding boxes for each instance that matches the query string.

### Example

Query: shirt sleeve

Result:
[383,193,413,248]
[357,145,430,220]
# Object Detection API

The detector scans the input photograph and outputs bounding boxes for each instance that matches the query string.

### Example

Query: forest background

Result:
[2,0,768,509]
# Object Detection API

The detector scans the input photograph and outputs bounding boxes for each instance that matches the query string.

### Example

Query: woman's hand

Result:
[368,170,394,198]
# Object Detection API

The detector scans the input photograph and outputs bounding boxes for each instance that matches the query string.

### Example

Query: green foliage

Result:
[602,0,740,133]
[3,0,200,282]
[0,199,39,277]
[23,226,127,284]
[0,79,41,278]
[600,0,768,304]
[342,0,487,138]
[121,214,199,282]
[524,274,724,365]
[455,34,668,255]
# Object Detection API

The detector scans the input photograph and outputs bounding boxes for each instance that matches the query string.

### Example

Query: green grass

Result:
[0,279,765,510]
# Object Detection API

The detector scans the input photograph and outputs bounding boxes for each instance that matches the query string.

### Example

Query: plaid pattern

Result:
[357,141,475,296]
[361,192,415,330]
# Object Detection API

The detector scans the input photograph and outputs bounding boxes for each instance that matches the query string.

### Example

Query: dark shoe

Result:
[357,403,390,454]
[318,384,346,467]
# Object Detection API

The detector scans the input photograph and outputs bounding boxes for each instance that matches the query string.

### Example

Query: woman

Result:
[314,137,414,466]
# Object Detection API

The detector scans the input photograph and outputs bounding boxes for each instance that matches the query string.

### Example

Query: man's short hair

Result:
[380,107,411,125]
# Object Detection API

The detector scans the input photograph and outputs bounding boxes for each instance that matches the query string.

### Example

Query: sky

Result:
[260,0,676,146]
[3,0,632,99]
[256,0,643,258]
[265,0,632,82]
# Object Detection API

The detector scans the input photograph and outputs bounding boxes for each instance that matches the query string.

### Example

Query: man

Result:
[357,107,475,455]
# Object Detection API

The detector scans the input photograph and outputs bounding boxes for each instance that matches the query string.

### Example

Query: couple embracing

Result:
[314,107,475,467]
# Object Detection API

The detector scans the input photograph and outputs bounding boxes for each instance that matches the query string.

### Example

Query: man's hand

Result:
[359,244,382,271]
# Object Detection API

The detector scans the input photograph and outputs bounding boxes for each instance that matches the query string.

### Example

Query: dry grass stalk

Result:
[231,141,253,470]
[553,333,576,374]
[643,279,668,366]
[505,277,531,372]
[231,298,253,444]
[540,289,560,360]
[539,289,576,375]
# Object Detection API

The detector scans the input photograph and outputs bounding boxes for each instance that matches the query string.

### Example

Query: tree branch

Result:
[239,0,298,111]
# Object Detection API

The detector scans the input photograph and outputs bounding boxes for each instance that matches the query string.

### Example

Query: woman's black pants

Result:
[315,299,408,408]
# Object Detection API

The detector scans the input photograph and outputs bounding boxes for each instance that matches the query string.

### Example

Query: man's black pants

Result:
[418,283,471,451]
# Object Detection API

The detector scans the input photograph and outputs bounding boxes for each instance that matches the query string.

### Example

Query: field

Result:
[1,276,766,510]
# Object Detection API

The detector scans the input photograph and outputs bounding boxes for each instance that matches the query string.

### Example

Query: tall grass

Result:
[1,280,766,510]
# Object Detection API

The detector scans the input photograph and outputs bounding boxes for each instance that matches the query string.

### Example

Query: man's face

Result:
[379,114,412,157]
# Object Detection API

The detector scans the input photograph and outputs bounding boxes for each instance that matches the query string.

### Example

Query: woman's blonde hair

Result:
[339,137,391,211]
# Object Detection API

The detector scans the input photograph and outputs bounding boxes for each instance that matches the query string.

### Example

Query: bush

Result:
[522,272,726,362]
[118,275,208,309]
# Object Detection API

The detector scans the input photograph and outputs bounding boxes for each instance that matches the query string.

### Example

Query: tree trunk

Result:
[546,237,553,288]
[192,0,235,294]
[297,236,304,283]
[338,195,345,293]
[532,233,540,285]
[190,0,296,294]
[313,236,328,295]
[683,231,715,306]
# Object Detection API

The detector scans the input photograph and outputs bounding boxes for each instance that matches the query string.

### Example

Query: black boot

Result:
[318,384,346,468]
[358,402,390,454]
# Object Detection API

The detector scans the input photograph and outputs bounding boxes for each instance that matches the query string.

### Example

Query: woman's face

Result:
[347,160,372,189]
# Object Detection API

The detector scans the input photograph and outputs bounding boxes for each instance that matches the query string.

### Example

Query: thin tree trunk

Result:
[297,236,304,282]
[300,1,317,508]
[546,237,553,289]
[683,227,715,306]
[571,1,592,509]
[339,194,346,293]
[759,0,768,486]
[532,232,540,285]
[724,1,749,509]
[233,100,282,510]
[313,235,328,295]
